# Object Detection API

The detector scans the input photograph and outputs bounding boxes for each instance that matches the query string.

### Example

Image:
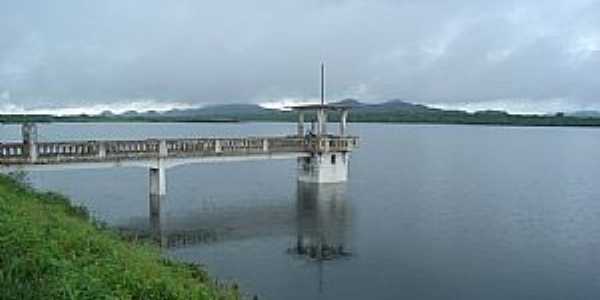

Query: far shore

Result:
[4,114,600,128]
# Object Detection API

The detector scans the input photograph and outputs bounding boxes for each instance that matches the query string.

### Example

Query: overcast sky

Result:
[1,0,599,114]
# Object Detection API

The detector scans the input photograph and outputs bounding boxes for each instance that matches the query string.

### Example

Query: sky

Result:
[1,0,599,115]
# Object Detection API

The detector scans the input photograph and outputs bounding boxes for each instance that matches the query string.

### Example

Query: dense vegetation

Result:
[3,99,600,127]
[0,174,239,300]
[218,109,600,127]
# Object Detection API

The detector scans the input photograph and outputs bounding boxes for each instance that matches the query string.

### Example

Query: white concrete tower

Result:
[291,64,355,183]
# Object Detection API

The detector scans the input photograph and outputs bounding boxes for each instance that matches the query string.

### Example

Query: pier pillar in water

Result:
[149,166,167,246]
[149,166,166,216]
[21,123,38,163]
[150,141,168,216]
[298,152,349,183]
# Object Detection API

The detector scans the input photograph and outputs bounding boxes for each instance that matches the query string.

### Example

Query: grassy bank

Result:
[0,174,239,299]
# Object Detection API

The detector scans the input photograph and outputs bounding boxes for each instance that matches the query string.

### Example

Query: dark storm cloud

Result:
[1,0,599,112]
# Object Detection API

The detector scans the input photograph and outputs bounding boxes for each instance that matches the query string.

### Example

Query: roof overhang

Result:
[286,104,350,111]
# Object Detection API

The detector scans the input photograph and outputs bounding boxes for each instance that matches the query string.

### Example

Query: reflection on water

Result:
[143,181,353,263]
[291,182,351,260]
[149,194,168,247]
[143,199,293,248]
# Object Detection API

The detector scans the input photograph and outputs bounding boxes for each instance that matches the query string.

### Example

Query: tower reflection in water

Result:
[145,182,352,256]
[291,182,351,260]
[149,194,169,248]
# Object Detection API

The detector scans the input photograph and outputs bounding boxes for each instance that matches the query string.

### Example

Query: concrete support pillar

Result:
[21,123,38,162]
[149,166,166,197]
[297,112,305,136]
[340,110,348,136]
[149,165,167,246]
[263,139,269,152]
[298,152,349,183]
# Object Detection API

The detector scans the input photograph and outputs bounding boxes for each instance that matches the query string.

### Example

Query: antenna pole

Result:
[320,63,325,105]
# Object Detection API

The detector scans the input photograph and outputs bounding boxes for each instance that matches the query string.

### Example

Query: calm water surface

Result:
[3,122,600,299]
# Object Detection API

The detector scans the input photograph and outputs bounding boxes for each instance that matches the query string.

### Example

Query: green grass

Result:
[0,174,239,300]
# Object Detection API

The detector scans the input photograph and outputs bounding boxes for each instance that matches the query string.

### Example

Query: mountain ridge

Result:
[131,99,444,117]
[4,99,600,127]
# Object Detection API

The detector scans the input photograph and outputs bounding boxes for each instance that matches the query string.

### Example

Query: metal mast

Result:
[320,63,325,105]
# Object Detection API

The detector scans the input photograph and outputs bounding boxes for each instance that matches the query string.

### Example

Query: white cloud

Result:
[1,0,599,111]
[259,98,321,111]
[430,98,594,115]
[0,99,198,116]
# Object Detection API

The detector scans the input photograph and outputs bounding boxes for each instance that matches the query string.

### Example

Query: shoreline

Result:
[4,119,600,129]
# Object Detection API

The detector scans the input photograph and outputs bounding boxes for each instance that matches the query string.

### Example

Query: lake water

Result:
[3,122,600,299]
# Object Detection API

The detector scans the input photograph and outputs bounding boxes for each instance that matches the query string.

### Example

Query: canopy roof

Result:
[286,104,350,111]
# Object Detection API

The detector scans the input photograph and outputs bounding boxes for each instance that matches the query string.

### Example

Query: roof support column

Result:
[317,109,327,136]
[297,111,305,136]
[340,109,348,136]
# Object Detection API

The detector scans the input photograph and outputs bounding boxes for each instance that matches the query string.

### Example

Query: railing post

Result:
[323,137,330,153]
[98,143,106,159]
[214,140,222,153]
[159,140,168,157]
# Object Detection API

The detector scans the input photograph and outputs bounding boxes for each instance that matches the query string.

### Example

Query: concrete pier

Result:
[1,102,358,222]
[0,66,361,248]
[149,166,167,246]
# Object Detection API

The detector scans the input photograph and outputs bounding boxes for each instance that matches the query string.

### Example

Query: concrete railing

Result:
[0,143,25,157]
[0,136,358,165]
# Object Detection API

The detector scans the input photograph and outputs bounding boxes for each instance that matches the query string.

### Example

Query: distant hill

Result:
[329,98,432,111]
[567,111,600,118]
[5,99,600,127]
[92,99,600,124]
[159,104,267,118]
[331,99,365,108]
[125,99,444,119]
